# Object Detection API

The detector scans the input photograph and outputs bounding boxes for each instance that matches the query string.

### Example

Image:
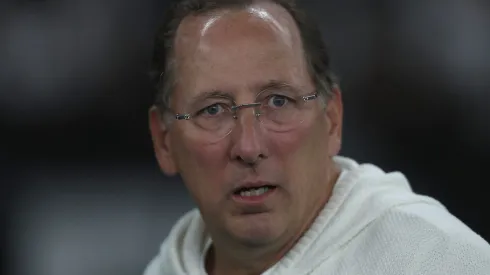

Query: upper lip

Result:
[231,181,276,194]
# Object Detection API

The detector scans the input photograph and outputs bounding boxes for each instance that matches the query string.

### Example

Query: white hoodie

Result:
[143,156,490,275]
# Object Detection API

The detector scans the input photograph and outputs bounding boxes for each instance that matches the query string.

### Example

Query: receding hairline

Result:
[173,1,303,51]
[151,0,337,117]
[171,1,311,92]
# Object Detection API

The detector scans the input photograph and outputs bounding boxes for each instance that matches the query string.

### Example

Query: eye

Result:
[267,95,289,108]
[197,103,227,116]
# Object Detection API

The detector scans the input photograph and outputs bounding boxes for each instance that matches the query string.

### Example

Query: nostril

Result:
[236,154,265,166]
[237,156,257,165]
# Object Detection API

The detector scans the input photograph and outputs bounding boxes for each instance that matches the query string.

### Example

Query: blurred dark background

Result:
[1,1,489,275]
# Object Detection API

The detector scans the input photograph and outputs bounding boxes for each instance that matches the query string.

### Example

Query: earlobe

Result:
[149,106,178,175]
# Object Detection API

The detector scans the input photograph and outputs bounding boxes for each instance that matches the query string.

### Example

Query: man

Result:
[145,0,490,274]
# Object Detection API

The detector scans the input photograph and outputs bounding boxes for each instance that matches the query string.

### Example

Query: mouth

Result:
[232,185,277,201]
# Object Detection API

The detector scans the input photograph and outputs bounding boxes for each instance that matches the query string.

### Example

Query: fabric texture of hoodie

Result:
[143,156,490,274]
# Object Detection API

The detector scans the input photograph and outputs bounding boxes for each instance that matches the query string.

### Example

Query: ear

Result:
[149,105,178,175]
[325,86,343,156]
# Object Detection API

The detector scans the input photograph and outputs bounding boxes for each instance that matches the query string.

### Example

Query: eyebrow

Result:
[256,80,293,92]
[188,90,234,105]
[187,80,296,105]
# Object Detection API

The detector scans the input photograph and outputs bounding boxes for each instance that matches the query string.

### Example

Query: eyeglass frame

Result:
[173,93,319,122]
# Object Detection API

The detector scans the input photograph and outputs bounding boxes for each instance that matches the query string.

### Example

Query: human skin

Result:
[149,2,343,274]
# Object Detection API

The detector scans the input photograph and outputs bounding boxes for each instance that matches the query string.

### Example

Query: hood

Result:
[143,208,208,275]
[143,156,444,275]
[268,156,444,274]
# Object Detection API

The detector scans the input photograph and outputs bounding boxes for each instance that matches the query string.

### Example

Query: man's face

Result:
[150,2,342,248]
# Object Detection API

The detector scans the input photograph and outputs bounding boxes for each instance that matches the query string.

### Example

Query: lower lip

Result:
[232,187,277,204]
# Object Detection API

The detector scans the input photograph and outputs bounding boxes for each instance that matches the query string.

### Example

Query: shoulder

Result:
[142,256,162,275]
[371,202,490,274]
[377,201,488,247]
[142,209,204,275]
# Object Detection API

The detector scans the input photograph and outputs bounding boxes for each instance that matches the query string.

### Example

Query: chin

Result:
[235,231,281,248]
[229,214,284,247]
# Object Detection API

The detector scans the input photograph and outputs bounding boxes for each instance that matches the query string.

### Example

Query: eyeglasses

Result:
[171,85,319,143]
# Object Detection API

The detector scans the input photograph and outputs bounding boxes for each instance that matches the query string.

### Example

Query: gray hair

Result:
[150,0,337,115]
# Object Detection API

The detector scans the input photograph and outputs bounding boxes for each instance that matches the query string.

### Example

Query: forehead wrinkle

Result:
[173,3,309,106]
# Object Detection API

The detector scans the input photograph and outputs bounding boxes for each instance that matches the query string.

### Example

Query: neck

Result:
[206,238,288,275]
[206,244,268,275]
[208,167,341,275]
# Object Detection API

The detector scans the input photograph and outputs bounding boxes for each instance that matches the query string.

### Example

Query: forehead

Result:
[173,2,311,105]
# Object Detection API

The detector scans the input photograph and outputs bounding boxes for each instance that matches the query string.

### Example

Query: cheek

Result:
[267,130,303,157]
[266,121,330,183]
[266,129,308,185]
[173,131,230,187]
[268,121,327,161]
[187,142,226,169]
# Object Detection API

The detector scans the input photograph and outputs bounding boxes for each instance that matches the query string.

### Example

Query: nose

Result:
[229,108,268,165]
